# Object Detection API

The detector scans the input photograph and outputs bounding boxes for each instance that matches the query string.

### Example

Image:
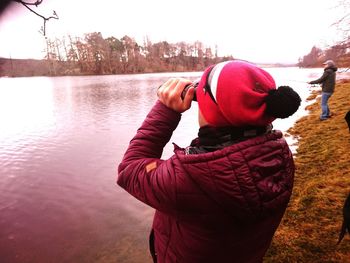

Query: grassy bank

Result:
[265,81,350,262]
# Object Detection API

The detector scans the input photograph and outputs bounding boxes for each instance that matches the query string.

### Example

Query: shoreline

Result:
[264,79,350,261]
[284,69,350,154]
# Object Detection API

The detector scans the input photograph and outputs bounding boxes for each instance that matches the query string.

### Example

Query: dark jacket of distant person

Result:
[309,62,338,93]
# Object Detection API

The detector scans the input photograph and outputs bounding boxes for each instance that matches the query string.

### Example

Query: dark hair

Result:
[265,86,301,118]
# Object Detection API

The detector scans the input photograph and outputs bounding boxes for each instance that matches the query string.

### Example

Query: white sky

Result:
[0,0,343,63]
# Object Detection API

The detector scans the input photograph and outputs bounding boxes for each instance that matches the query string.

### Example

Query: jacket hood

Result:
[175,131,294,221]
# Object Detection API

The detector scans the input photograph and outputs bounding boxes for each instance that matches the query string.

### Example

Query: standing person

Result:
[308,60,338,120]
[117,60,301,263]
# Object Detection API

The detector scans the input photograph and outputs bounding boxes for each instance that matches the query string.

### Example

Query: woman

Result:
[118,60,301,263]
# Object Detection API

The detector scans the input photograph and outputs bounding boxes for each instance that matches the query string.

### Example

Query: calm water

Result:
[0,68,321,263]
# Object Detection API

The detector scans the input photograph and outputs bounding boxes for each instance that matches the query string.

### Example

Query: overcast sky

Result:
[0,0,342,63]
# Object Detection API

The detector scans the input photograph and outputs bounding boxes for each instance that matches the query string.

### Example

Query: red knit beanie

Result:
[196,60,277,127]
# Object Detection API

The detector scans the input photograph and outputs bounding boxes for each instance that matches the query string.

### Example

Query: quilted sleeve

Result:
[117,100,181,213]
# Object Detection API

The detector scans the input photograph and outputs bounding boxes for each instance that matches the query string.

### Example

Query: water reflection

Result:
[0,69,319,263]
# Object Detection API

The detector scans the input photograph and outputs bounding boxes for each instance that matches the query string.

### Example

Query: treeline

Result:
[298,43,350,68]
[1,32,232,77]
[0,58,51,77]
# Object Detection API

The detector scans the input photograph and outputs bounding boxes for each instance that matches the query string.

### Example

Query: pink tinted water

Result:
[0,68,318,262]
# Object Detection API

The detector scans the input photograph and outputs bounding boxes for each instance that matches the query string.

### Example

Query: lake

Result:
[0,67,324,263]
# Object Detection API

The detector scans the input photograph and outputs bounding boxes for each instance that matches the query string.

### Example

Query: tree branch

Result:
[13,0,58,36]
[331,13,350,27]
[14,0,43,6]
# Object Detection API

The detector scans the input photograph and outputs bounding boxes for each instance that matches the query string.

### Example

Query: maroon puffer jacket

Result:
[117,101,294,263]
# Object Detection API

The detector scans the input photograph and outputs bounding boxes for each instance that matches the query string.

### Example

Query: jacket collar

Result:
[185,124,272,155]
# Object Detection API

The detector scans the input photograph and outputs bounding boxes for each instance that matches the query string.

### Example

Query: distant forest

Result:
[2,0,350,77]
[298,44,350,68]
[0,32,234,77]
[2,32,349,78]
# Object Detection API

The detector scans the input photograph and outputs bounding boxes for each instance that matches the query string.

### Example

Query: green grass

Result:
[264,81,350,262]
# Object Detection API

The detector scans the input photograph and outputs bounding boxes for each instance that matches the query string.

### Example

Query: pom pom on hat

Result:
[196,60,301,127]
[265,86,301,119]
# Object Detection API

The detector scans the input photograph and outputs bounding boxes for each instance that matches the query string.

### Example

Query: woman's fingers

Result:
[157,78,194,113]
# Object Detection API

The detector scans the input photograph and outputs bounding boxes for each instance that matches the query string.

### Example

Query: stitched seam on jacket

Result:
[236,149,262,214]
[203,157,249,219]
[175,153,239,220]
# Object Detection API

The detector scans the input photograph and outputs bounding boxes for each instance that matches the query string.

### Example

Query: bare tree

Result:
[329,0,350,65]
[333,1,350,44]
[298,1,350,68]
